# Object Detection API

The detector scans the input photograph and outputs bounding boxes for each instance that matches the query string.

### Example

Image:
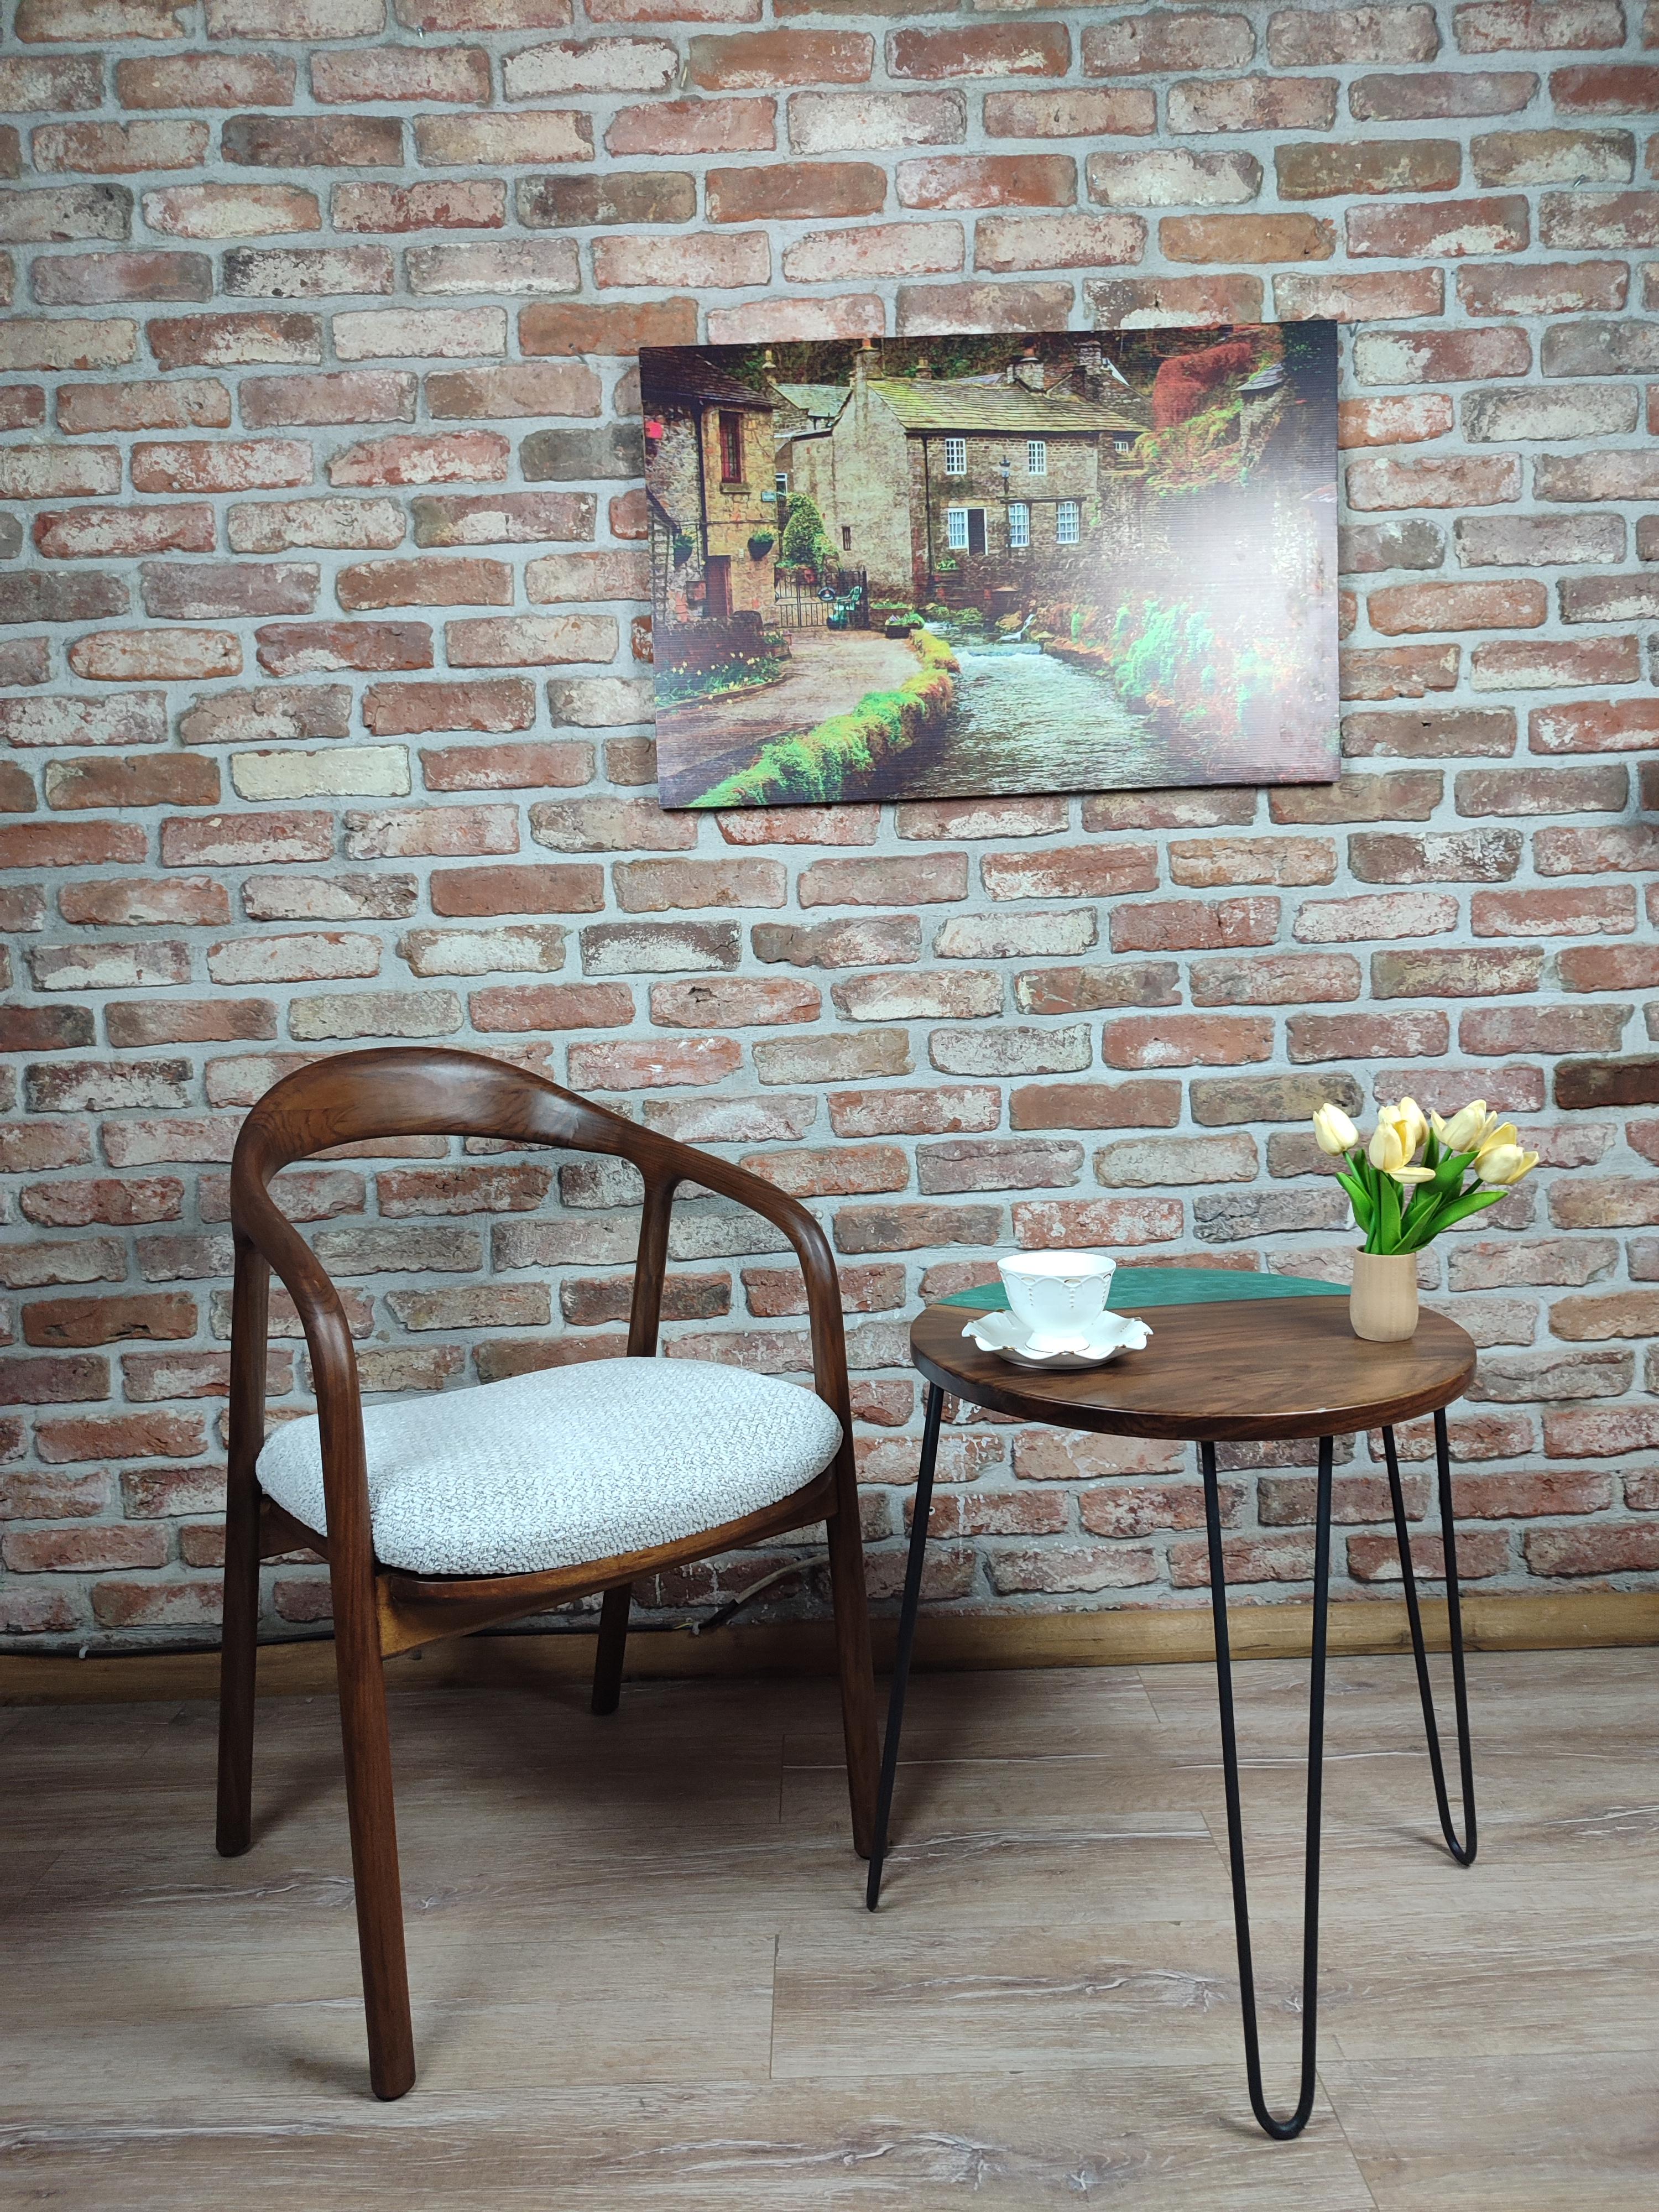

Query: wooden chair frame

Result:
[216,1045,879,2101]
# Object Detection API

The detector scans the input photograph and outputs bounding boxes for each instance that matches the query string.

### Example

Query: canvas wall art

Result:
[640,324,1340,811]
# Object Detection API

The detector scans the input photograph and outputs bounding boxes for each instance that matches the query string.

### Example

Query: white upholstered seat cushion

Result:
[257,1355,843,1579]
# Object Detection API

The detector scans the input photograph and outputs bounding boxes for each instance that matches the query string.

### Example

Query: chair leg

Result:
[592,1583,631,1717]
[336,1623,415,2101]
[215,1471,261,1858]
[826,1448,880,1863]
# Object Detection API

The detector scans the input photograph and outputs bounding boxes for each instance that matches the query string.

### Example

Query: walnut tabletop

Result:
[910,1293,1477,1443]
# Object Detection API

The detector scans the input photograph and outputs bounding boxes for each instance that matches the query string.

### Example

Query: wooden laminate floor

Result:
[2,1645,1657,2208]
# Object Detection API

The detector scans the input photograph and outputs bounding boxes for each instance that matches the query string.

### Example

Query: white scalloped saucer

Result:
[961,1308,1154,1371]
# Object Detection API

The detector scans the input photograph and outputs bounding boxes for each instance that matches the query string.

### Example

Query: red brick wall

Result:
[1,0,1656,1646]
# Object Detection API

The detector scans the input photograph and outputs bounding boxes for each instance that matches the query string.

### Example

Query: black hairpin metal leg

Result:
[865,1381,944,1911]
[1382,1409,1477,1866]
[1203,1432,1333,2142]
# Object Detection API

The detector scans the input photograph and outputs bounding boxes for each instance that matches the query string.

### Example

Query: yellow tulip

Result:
[1432,1101,1488,1154]
[1474,1121,1518,1164]
[1392,1096,1428,1157]
[1368,1117,1436,1186]
[1477,1143,1538,1187]
[1312,1102,1358,1156]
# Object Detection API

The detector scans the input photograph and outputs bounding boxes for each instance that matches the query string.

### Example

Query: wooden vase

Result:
[1350,1251,1418,1342]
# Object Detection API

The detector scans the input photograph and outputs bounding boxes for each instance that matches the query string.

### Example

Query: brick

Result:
[1271,772,1443,825]
[34,505,214,560]
[239,374,416,432]
[833,1202,1000,1254]
[520,300,696,356]
[650,976,818,1027]
[148,310,321,370]
[975,212,1145,273]
[60,878,229,928]
[520,424,643,479]
[144,562,319,623]
[1457,512,1624,566]
[1013,1197,1182,1249]
[984,88,1156,138]
[425,364,600,422]
[1473,636,1642,690]
[1458,258,1628,315]
[413,492,596,547]
[1562,576,1659,624]
[1276,267,1444,322]
[424,741,592,792]
[1164,212,1335,262]
[582,920,738,976]
[67,629,240,682]
[983,845,1158,899]
[1349,194,1528,257]
[401,923,567,977]
[253,622,434,679]
[337,181,507,232]
[785,220,963,282]
[367,681,533,747]
[890,25,1065,79]
[1013,960,1176,1014]
[43,752,218,811]
[1191,1072,1364,1126]
[706,161,883,225]
[1269,6,1441,63]
[1109,895,1277,954]
[1458,763,1626,816]
[1342,705,1514,759]
[1370,578,1547,633]
[603,97,772,158]
[724,804,882,846]
[898,155,1073,212]
[1193,951,1364,1002]
[1168,74,1336,131]
[1097,1131,1257,1187]
[31,250,211,306]
[1455,1,1625,51]
[1339,397,1456,449]
[1550,64,1659,114]
[1530,700,1659,754]
[1526,1524,1659,1574]
[1551,1290,1659,1340]
[1089,273,1266,326]
[1278,139,1462,199]
[142,185,319,240]
[23,1292,194,1350]
[159,808,332,868]
[241,872,415,922]
[1168,836,1334,888]
[106,1000,275,1047]
[222,117,404,170]
[789,90,961,154]
[1350,69,1538,117]
[334,309,509,362]
[1354,327,1530,385]
[1473,885,1635,936]
[0,573,128,625]
[615,857,785,911]
[431,863,602,916]
[1361,455,1526,523]
[1103,1013,1272,1070]
[568,1037,742,1091]
[34,121,211,176]
[1464,382,1639,440]
[313,45,490,102]
[1287,1009,1450,1060]
[753,1032,910,1086]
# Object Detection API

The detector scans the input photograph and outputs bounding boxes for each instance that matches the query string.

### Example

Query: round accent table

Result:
[865,1268,1480,2143]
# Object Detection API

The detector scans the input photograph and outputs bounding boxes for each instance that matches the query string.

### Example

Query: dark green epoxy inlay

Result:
[936,1265,1349,1313]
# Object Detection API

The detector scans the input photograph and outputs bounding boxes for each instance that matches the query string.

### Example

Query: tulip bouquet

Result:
[1312,1098,1540,1256]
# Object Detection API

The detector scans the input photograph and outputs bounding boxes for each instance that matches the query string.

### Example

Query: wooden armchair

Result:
[217,1046,878,2101]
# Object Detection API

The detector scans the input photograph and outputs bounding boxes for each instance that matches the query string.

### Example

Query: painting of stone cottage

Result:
[640,327,1340,811]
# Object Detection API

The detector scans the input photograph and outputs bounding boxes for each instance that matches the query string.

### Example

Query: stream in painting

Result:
[908,629,1197,797]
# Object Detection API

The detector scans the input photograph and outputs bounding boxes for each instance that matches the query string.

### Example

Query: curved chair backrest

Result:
[228,1043,847,1406]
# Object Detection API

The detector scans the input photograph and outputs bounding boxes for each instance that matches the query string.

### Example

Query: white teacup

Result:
[998,1250,1117,1352]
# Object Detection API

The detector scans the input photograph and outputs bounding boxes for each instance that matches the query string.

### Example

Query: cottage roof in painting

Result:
[639,348,773,410]
[771,382,848,423]
[866,379,1142,438]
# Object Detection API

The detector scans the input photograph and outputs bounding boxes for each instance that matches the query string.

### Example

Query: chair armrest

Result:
[230,1158,375,1574]
[633,1141,854,1439]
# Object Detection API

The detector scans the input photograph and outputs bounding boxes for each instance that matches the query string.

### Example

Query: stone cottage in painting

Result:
[779,342,1144,616]
[641,349,778,632]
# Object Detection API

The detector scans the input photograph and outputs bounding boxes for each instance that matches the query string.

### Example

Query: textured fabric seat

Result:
[258,1355,843,1579]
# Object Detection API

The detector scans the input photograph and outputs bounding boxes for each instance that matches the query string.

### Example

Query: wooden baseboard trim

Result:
[3,1588,1657,1707]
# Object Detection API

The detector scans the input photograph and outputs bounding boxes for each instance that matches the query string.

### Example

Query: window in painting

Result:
[1008,501,1030,550]
[1026,439,1047,476]
[1056,499,1080,545]
[718,411,744,483]
[943,437,966,477]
